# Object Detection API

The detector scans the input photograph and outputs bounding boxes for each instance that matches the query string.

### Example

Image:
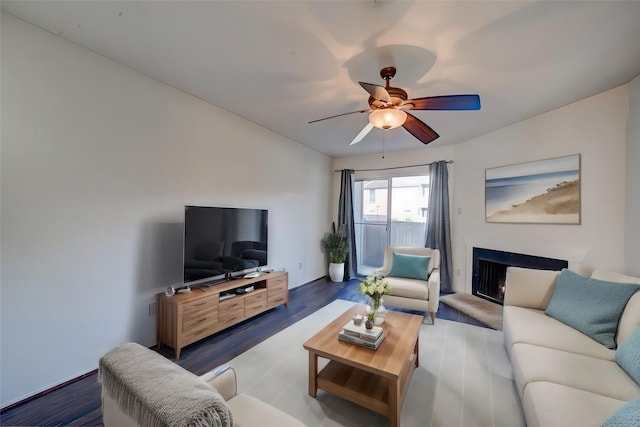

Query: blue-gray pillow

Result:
[545,269,640,349]
[615,327,640,385]
[388,253,430,281]
[601,396,640,427]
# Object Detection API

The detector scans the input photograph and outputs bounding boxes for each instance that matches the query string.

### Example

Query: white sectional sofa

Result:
[503,267,640,427]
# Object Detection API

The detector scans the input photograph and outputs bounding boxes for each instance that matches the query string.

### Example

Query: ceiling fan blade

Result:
[405,94,481,110]
[308,109,370,124]
[359,82,391,103]
[403,112,440,145]
[350,123,374,145]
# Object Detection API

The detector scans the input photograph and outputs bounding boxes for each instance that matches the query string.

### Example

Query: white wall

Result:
[452,86,629,293]
[333,85,631,294]
[626,75,640,276]
[0,13,331,407]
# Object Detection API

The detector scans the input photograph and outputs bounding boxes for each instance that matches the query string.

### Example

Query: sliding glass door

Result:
[354,179,390,276]
[354,175,429,276]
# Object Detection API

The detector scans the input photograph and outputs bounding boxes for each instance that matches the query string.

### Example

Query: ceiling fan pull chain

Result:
[382,130,386,159]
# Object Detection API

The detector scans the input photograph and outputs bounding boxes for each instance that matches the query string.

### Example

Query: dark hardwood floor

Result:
[0,276,489,426]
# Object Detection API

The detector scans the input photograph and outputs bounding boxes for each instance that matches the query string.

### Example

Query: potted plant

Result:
[321,222,349,282]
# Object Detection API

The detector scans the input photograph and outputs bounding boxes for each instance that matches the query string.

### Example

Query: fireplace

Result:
[472,247,568,305]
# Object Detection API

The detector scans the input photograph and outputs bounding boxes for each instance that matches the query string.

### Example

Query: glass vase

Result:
[367,298,386,325]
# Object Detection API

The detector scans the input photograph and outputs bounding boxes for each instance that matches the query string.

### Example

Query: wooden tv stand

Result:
[157,271,288,359]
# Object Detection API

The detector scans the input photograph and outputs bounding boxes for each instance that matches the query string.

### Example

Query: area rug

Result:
[440,293,504,331]
[226,299,524,427]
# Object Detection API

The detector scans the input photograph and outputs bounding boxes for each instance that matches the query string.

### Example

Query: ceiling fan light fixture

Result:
[369,108,407,130]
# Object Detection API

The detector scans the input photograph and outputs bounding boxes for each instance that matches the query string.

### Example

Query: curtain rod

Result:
[334,160,453,173]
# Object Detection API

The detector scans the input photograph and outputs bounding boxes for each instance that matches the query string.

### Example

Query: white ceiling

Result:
[3,1,640,158]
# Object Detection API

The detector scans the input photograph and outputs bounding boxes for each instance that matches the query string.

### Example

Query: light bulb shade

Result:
[369,108,407,130]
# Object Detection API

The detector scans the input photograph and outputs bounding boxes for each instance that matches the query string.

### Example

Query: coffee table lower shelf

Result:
[316,354,416,420]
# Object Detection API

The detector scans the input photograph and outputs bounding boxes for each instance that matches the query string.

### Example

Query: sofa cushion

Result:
[387,252,430,280]
[511,343,640,401]
[503,306,615,360]
[504,267,560,310]
[545,269,640,349]
[591,269,640,284]
[615,327,640,385]
[601,395,640,427]
[226,394,306,427]
[591,269,640,345]
[522,381,626,427]
[385,276,429,300]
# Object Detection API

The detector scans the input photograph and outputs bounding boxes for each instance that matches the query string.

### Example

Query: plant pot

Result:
[328,263,344,282]
[365,319,374,330]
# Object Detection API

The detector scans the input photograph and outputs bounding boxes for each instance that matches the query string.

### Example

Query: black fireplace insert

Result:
[472,247,567,305]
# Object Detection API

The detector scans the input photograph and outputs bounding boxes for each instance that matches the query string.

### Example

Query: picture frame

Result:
[485,154,581,224]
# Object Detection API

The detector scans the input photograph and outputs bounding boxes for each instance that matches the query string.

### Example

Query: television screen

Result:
[183,206,268,283]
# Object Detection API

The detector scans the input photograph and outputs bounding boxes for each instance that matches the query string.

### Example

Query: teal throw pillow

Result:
[615,327,640,385]
[601,396,640,427]
[387,253,430,281]
[545,269,640,349]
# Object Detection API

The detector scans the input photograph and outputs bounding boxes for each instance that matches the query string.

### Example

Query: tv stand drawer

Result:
[245,289,267,317]
[219,296,245,321]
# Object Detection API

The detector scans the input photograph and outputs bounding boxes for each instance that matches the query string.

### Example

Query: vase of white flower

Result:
[366,298,386,325]
[358,274,391,325]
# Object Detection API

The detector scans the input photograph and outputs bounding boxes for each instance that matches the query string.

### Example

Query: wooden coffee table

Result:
[303,304,423,427]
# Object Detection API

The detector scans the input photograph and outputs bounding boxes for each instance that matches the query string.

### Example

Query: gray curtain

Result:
[338,169,357,280]
[425,161,453,292]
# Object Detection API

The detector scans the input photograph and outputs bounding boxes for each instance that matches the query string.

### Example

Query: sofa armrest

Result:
[504,267,560,310]
[199,365,237,401]
[427,269,441,313]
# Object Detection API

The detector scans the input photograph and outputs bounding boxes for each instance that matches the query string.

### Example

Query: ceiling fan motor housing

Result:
[368,87,407,108]
[368,67,408,108]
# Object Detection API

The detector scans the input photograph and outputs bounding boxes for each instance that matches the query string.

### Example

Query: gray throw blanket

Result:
[99,342,232,427]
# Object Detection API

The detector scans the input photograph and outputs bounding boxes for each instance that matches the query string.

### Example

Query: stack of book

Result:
[338,321,385,350]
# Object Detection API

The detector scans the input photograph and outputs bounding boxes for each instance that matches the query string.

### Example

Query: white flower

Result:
[358,274,391,300]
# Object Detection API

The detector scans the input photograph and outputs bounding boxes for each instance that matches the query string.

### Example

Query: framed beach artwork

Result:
[485,154,581,224]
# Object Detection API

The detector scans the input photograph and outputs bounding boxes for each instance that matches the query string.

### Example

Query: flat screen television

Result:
[183,206,268,283]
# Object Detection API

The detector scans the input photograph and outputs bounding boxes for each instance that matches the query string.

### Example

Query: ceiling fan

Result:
[309,66,481,146]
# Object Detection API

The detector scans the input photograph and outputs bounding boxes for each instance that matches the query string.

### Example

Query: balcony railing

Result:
[355,221,426,275]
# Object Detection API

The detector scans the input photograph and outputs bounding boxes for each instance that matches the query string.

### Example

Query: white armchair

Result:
[374,246,441,324]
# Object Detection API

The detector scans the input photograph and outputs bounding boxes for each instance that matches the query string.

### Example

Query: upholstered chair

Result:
[375,246,441,324]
